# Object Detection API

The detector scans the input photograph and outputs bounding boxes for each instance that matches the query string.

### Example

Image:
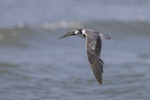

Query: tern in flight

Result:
[60,29,112,85]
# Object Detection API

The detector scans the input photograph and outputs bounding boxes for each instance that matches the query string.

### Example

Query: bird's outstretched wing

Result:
[86,36,104,84]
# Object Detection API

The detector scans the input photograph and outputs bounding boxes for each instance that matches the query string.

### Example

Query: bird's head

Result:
[60,29,86,39]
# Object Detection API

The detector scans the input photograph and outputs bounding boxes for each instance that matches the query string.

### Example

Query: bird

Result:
[60,29,112,85]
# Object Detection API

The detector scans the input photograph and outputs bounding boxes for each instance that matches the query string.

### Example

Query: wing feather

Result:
[86,36,104,84]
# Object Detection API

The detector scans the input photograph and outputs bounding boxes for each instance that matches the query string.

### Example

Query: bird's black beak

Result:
[59,31,75,39]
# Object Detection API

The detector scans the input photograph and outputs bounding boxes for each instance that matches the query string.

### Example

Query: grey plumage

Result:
[60,29,112,85]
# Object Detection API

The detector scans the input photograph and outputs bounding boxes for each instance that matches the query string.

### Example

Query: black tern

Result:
[60,29,112,85]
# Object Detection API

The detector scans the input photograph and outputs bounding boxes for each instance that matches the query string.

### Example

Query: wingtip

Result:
[59,36,64,39]
[59,31,75,39]
[98,78,103,85]
[99,82,103,85]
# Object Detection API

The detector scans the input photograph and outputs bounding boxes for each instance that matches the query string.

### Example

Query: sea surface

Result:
[0,0,150,100]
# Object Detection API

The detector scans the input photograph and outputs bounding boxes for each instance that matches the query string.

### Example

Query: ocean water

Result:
[0,0,150,100]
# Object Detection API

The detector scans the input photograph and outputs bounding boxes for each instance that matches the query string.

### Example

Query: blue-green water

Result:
[0,0,150,100]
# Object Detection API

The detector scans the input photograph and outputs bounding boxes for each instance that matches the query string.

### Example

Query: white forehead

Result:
[74,30,79,34]
[81,29,86,35]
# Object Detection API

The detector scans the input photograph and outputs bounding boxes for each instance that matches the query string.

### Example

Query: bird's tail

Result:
[99,33,113,42]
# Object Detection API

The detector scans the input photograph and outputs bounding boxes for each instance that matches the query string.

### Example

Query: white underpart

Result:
[75,30,79,34]
[81,29,86,35]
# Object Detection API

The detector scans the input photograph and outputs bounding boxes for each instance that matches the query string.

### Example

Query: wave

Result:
[0,20,150,44]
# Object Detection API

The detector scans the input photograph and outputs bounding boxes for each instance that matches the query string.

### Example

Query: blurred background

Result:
[0,0,150,100]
